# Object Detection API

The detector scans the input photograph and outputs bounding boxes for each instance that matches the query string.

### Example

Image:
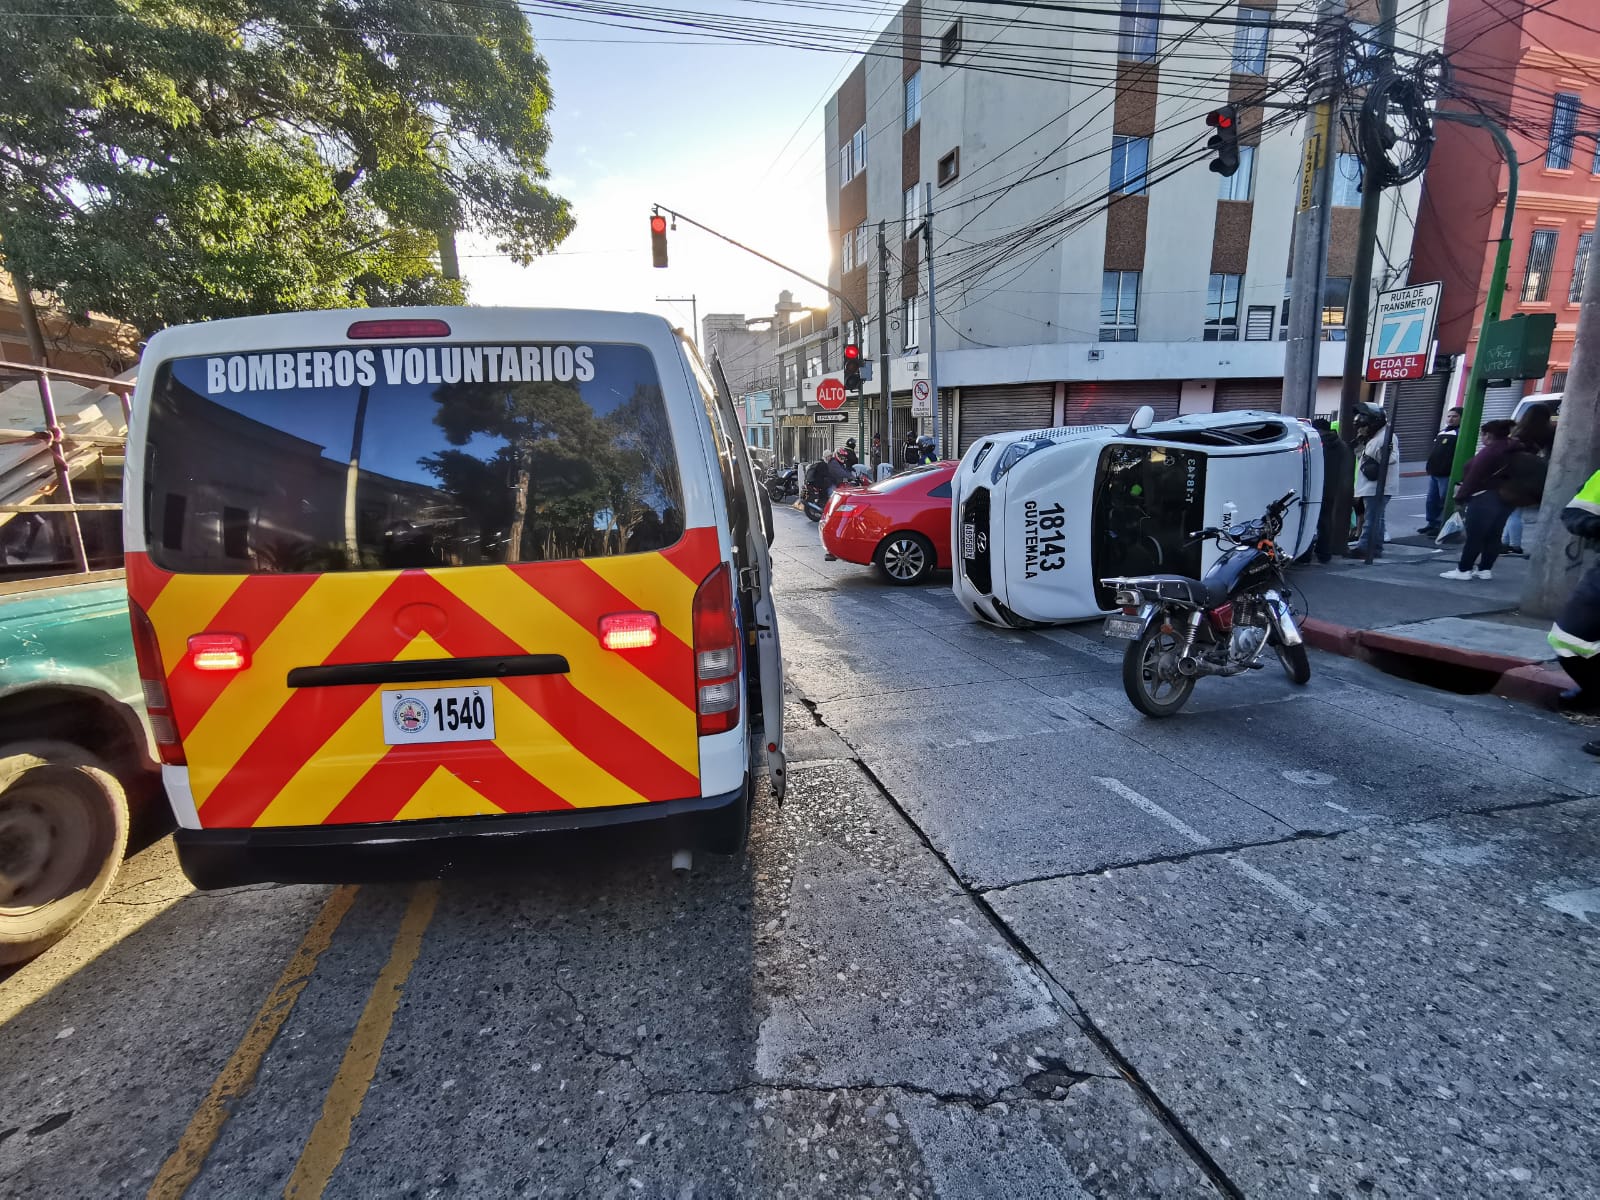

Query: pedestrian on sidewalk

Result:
[1348,404,1400,558]
[1312,417,1354,563]
[902,428,919,469]
[1419,407,1462,536]
[1545,471,1600,739]
[1440,418,1521,580]
[1501,403,1555,554]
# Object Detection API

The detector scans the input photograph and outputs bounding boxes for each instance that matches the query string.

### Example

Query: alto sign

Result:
[815,377,847,410]
[1365,282,1441,382]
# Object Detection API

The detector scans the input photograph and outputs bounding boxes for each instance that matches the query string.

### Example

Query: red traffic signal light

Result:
[843,343,859,360]
[650,213,668,268]
[842,342,862,389]
[1205,105,1241,178]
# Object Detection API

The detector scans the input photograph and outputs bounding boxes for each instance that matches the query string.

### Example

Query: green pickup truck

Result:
[0,570,160,964]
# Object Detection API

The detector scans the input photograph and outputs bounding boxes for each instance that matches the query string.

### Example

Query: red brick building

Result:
[1410,3,1600,417]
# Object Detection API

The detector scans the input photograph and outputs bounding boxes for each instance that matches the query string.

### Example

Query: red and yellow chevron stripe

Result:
[126,528,722,828]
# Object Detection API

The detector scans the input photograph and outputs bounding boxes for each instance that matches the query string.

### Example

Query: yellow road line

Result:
[147,885,361,1200]
[283,881,441,1200]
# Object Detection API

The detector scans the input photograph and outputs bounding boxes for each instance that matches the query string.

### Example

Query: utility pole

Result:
[878,220,892,475]
[1523,188,1600,617]
[1282,3,1341,418]
[923,182,942,455]
[656,295,699,351]
[1345,0,1398,565]
[1337,0,1397,439]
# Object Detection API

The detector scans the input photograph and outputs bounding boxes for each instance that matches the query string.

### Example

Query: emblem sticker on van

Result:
[381,686,497,745]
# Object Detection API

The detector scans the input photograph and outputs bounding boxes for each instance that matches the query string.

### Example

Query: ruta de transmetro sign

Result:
[1365,281,1441,382]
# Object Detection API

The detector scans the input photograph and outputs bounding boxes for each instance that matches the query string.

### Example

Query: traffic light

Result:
[1206,105,1240,178]
[842,342,862,390]
[650,213,668,268]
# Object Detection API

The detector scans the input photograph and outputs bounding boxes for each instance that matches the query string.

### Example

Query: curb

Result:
[1301,617,1566,709]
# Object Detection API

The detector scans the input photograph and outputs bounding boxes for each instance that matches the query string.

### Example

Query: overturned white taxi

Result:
[951,409,1324,627]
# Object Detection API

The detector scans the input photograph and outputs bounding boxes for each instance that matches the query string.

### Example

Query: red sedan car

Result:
[820,461,956,585]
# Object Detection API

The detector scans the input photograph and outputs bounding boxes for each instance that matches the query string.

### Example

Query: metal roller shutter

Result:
[1213,379,1285,413]
[1481,379,1524,423]
[956,383,1055,455]
[1063,380,1181,426]
[1388,370,1449,466]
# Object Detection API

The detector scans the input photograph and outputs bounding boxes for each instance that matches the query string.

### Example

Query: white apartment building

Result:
[810,0,1449,458]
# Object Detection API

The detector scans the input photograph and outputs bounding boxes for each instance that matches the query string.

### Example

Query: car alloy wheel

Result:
[878,533,934,585]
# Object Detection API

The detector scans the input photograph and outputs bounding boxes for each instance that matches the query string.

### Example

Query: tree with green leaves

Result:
[0,0,574,334]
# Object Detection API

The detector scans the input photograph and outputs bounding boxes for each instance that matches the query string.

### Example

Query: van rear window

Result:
[144,343,685,573]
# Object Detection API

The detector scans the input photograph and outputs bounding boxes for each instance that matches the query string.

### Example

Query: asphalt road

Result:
[1,502,1597,1198]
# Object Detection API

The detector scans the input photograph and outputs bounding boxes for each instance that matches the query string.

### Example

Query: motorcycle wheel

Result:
[1122,625,1196,717]
[1275,641,1311,685]
[804,504,822,523]
[767,480,786,501]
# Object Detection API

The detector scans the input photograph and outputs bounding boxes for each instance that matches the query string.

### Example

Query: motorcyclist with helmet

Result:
[913,435,939,466]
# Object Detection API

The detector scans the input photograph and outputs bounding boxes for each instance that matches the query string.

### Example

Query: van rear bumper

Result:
[173,784,748,889]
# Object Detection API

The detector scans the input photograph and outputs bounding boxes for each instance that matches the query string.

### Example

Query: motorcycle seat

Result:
[1132,574,1230,609]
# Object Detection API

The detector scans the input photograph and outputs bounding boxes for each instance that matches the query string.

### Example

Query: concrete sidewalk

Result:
[1288,513,1569,707]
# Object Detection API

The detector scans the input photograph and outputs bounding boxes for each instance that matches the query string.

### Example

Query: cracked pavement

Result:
[1,502,1597,1197]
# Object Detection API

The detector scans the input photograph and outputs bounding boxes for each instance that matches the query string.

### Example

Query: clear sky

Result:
[465,2,895,334]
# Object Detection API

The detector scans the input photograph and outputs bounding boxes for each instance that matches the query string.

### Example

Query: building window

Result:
[855,222,869,271]
[1119,0,1159,63]
[841,124,866,184]
[1551,369,1569,391]
[1523,229,1558,302]
[1332,153,1362,207]
[1218,144,1255,201]
[940,21,960,65]
[1573,232,1593,304]
[1109,134,1150,196]
[1100,271,1140,342]
[904,185,922,240]
[1232,7,1270,73]
[1322,276,1351,340]
[1244,304,1275,340]
[841,229,856,273]
[1548,94,1580,170]
[905,71,921,129]
[1204,273,1241,341]
[903,296,922,350]
[806,354,822,378]
[938,148,960,186]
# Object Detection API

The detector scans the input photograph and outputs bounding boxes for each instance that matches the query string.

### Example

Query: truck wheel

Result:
[0,742,129,965]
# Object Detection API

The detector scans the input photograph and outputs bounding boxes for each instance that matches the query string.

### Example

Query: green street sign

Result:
[1477,312,1556,381]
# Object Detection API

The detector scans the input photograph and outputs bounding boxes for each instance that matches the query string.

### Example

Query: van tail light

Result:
[599,612,660,651]
[692,564,741,736]
[188,632,251,672]
[129,600,186,765]
[345,318,451,339]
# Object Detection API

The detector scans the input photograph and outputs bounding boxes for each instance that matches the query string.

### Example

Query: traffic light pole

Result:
[651,203,864,351]
[1436,111,1519,521]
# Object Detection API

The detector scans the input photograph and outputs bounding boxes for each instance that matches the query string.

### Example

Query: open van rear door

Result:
[708,355,786,801]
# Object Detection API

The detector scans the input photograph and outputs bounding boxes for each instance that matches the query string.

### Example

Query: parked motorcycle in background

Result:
[1102,491,1309,717]
[767,463,798,502]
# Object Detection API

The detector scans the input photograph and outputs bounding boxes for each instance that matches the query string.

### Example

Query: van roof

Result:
[141,307,682,362]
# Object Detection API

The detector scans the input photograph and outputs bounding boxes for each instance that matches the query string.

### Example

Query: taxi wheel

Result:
[876,532,935,586]
[0,742,129,965]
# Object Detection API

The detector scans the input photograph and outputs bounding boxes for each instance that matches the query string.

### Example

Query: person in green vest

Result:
[1548,469,1600,744]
